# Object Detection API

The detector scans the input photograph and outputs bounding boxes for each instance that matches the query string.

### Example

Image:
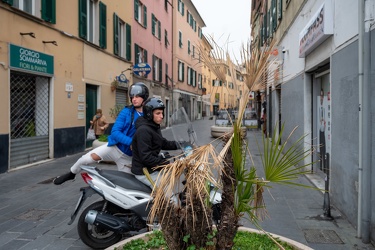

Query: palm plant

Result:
[147,37,315,250]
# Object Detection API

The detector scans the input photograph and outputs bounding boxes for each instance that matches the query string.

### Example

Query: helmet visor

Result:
[129,85,144,98]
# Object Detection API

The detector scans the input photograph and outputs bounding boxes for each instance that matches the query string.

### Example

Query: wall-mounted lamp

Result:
[20,32,35,38]
[42,40,58,46]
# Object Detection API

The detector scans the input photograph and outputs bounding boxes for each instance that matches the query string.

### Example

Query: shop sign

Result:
[299,0,333,58]
[133,63,151,77]
[9,44,54,75]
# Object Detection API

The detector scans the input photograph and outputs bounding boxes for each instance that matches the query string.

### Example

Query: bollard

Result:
[322,153,333,220]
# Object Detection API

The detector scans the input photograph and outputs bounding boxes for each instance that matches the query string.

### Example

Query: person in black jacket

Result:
[131,97,178,188]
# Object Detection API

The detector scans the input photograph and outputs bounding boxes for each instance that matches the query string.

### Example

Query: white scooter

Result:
[68,108,221,249]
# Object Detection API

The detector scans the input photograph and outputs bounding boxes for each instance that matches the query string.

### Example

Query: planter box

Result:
[211,125,247,138]
[106,226,313,250]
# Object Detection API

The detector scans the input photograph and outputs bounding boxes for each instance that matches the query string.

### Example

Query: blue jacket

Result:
[107,106,141,156]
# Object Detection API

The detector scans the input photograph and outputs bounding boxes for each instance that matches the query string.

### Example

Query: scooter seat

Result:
[98,169,152,194]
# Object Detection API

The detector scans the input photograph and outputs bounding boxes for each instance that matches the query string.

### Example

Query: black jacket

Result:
[131,116,178,175]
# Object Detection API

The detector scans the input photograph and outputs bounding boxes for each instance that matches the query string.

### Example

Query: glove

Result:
[158,152,172,165]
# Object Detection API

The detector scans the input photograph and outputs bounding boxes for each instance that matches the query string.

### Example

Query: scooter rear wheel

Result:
[78,200,123,249]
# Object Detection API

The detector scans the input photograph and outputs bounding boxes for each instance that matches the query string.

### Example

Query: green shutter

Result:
[135,44,139,63]
[113,13,119,55]
[126,23,131,61]
[41,0,56,24]
[78,0,87,39]
[152,14,155,35]
[158,21,161,40]
[152,54,156,80]
[2,0,13,5]
[99,2,107,49]
[188,40,190,54]
[278,0,282,20]
[181,2,184,16]
[144,50,148,64]
[134,0,139,21]
[182,63,184,81]
[143,5,147,27]
[159,59,162,82]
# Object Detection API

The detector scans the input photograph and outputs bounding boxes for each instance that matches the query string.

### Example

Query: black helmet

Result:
[129,82,149,101]
[143,97,165,121]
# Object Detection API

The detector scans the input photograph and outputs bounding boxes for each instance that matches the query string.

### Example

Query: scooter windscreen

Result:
[162,107,198,155]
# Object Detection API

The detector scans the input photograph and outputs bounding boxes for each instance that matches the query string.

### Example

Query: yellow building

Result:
[0,0,133,172]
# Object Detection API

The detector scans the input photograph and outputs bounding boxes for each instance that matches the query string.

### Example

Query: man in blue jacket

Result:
[53,82,149,185]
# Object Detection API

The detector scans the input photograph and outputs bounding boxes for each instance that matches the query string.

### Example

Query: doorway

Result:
[86,84,98,148]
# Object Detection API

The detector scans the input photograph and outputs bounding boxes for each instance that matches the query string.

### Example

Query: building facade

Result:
[252,0,375,243]
[0,0,134,173]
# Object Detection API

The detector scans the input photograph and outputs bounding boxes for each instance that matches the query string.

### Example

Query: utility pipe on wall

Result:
[357,0,371,243]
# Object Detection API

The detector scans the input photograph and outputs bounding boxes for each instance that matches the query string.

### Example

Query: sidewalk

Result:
[0,118,373,250]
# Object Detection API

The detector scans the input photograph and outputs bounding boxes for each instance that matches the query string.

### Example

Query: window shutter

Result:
[134,0,139,21]
[181,2,184,16]
[165,63,168,84]
[152,54,156,80]
[158,21,161,39]
[2,0,13,5]
[182,63,185,81]
[159,59,162,82]
[126,24,131,61]
[41,0,56,24]
[188,40,190,54]
[135,44,139,63]
[152,14,155,35]
[78,0,87,39]
[144,50,148,64]
[113,13,119,55]
[278,0,282,20]
[99,2,107,49]
[143,5,147,27]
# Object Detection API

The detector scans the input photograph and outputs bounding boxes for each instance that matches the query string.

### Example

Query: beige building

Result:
[171,0,205,120]
[0,0,134,172]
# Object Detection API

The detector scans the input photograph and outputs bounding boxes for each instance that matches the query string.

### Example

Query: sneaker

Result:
[53,171,75,185]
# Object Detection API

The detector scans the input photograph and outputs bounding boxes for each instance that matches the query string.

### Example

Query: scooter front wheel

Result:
[77,200,123,249]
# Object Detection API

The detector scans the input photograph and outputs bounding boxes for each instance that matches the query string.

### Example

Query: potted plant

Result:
[111,78,119,91]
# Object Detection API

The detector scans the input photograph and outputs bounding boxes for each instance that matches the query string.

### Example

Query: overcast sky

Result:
[191,0,251,61]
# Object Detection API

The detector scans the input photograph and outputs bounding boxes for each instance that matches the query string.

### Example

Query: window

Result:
[179,31,183,48]
[79,0,107,48]
[192,45,195,58]
[9,0,56,23]
[187,10,196,31]
[187,67,196,87]
[198,27,202,39]
[178,61,185,82]
[164,29,169,48]
[164,0,168,11]
[187,40,191,55]
[198,74,202,89]
[177,0,184,16]
[113,13,131,61]
[135,44,148,64]
[152,14,161,39]
[134,0,147,27]
[152,54,162,82]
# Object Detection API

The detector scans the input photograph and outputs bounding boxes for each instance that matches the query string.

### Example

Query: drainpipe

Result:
[357,0,371,243]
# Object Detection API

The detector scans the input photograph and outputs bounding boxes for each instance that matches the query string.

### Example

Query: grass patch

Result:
[116,230,296,250]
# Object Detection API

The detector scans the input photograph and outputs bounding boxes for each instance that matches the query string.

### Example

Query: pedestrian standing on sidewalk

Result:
[53,82,149,185]
[90,108,109,139]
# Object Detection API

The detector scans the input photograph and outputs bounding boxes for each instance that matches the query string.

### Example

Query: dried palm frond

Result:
[197,34,228,82]
[241,39,278,92]
[148,144,224,227]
